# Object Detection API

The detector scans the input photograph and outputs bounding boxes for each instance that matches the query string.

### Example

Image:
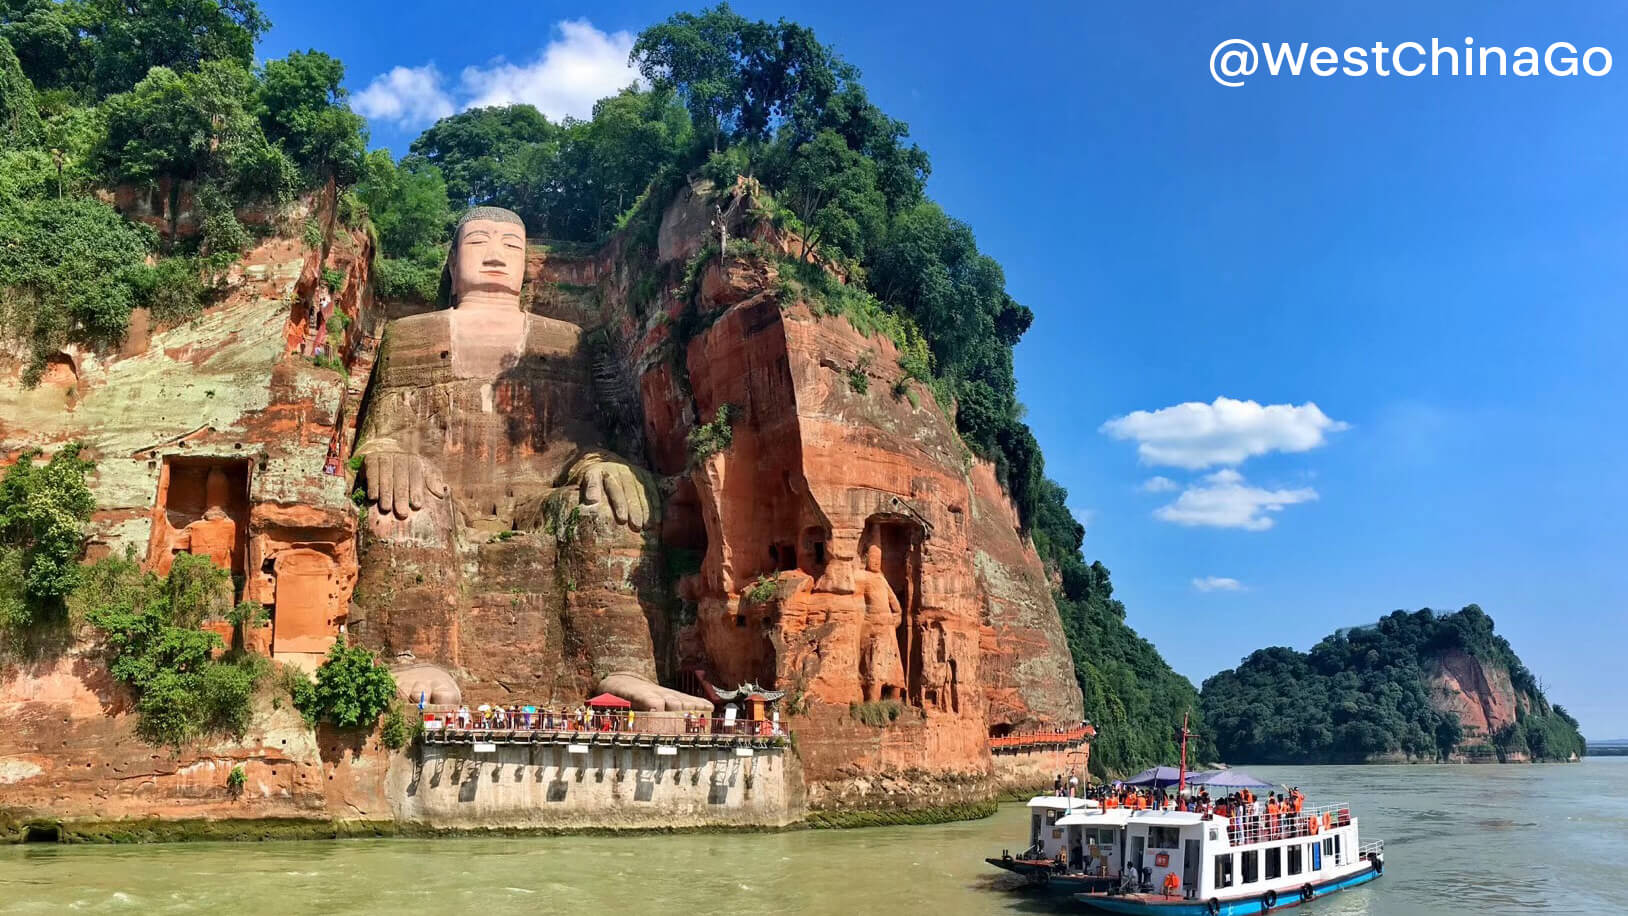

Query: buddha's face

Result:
[451,218,525,304]
[865,544,882,573]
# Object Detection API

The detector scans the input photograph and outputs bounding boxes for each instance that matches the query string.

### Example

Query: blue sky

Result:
[257,1,1628,738]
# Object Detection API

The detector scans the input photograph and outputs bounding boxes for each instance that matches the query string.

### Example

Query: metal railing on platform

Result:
[988,725,1093,751]
[416,709,788,750]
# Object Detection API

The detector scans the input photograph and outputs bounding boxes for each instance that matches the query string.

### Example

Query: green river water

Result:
[3,758,1624,914]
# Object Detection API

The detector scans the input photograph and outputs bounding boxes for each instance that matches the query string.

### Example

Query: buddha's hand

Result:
[360,445,449,519]
[568,451,656,531]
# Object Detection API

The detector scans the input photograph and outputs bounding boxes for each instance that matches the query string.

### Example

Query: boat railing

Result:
[1219,800,1354,846]
[1358,840,1385,857]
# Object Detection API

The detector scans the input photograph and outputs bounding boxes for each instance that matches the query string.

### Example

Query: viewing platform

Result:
[416,710,789,754]
[989,724,1094,752]
[422,725,787,751]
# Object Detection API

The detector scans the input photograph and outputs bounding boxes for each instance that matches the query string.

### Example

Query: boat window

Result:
[1240,850,1259,884]
[1214,853,1234,889]
[1287,843,1303,875]
[1312,842,1322,871]
[1323,838,1334,858]
[1333,834,1342,865]
[1264,846,1282,880]
[1149,826,1180,850]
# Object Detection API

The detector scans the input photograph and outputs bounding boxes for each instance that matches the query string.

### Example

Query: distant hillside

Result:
[1586,739,1628,757]
[1200,606,1585,764]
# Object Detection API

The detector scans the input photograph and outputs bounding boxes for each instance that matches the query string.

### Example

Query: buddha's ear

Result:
[437,248,454,308]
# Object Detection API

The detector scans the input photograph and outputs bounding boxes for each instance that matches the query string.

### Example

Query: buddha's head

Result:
[202,467,231,519]
[446,207,526,308]
[864,543,883,573]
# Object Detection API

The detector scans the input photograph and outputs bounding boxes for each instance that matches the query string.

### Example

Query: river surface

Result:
[2,758,1624,914]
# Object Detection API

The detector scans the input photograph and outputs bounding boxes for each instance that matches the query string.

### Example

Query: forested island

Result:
[1200,606,1585,764]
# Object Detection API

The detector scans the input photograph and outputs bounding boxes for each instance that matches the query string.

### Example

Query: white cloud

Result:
[1192,576,1244,592]
[353,21,640,131]
[1153,469,1318,531]
[1139,476,1179,493]
[353,64,455,127]
[459,20,640,119]
[1101,397,1349,470]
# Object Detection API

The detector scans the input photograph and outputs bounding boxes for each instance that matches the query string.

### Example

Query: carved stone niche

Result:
[859,514,925,703]
[145,456,251,585]
[270,547,343,668]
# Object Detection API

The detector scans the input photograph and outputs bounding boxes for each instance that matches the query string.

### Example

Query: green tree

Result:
[79,0,268,97]
[83,553,265,747]
[0,442,94,628]
[0,194,155,377]
[256,49,366,186]
[408,103,557,210]
[0,0,91,94]
[297,641,396,729]
[0,35,42,147]
[770,129,883,263]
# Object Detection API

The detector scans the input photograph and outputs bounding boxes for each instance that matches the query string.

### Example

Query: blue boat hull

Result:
[1075,862,1382,914]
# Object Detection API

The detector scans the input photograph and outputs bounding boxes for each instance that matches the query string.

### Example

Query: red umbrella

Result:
[586,693,632,708]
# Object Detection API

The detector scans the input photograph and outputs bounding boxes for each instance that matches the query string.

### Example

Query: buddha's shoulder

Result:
[381,311,453,354]
[522,313,585,356]
[377,311,453,376]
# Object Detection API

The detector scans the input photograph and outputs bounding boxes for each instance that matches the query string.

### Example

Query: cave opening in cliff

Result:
[860,515,924,704]
[146,456,252,599]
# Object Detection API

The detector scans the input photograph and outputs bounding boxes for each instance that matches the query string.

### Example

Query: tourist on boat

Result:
[1054,773,1064,796]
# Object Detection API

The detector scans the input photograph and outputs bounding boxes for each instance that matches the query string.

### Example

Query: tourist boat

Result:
[1062,798,1384,914]
[984,796,1121,896]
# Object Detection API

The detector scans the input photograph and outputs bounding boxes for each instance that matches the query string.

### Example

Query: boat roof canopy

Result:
[1127,810,1207,826]
[1058,808,1134,827]
[1057,809,1209,828]
[1027,796,1101,810]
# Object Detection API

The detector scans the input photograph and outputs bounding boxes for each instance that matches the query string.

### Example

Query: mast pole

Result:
[1178,711,1190,794]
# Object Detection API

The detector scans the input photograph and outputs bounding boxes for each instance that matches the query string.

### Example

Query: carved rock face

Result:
[351,209,665,706]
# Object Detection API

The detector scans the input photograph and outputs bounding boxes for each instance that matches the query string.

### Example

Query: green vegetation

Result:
[379,705,411,750]
[848,699,904,727]
[293,641,396,729]
[226,764,246,795]
[0,0,368,382]
[1200,605,1585,764]
[686,402,738,466]
[741,573,779,605]
[0,443,94,631]
[804,798,995,828]
[82,551,265,748]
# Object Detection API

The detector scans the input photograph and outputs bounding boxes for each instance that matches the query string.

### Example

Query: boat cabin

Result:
[1025,796,1100,862]
[1058,802,1372,902]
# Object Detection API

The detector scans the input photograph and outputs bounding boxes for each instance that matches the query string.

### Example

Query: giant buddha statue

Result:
[352,206,665,704]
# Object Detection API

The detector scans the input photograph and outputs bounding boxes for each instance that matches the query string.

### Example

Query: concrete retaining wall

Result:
[390,742,804,829]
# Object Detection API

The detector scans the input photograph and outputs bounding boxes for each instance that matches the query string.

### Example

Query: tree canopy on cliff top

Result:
[1200,605,1585,764]
[0,0,365,382]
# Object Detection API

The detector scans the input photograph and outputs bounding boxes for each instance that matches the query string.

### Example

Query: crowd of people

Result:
[421,700,780,737]
[1050,776,1327,844]
[437,704,638,732]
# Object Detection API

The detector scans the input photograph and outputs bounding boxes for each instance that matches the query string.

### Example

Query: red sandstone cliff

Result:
[542,182,1085,809]
[1,181,1084,826]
